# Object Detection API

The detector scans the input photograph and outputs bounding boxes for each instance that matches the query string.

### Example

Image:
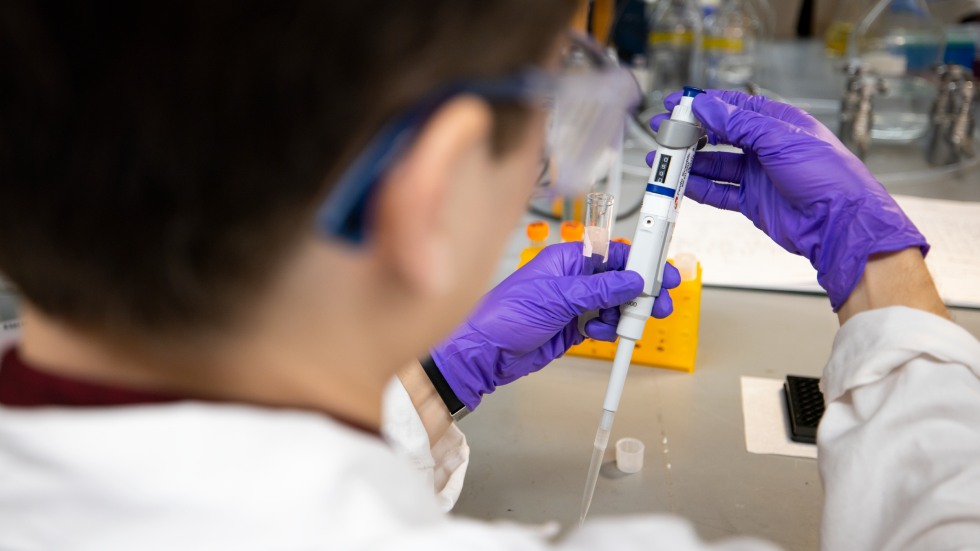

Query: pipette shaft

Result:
[579,86,704,524]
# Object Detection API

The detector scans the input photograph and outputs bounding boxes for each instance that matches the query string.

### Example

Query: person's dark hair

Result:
[0,1,575,335]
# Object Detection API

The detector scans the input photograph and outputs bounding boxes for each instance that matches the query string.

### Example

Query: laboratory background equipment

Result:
[560,220,585,243]
[591,0,619,46]
[847,0,946,142]
[748,0,775,42]
[579,86,705,525]
[630,54,651,99]
[745,0,775,86]
[943,25,978,69]
[646,0,704,107]
[517,221,550,268]
[839,63,888,159]
[972,24,980,76]
[702,0,766,89]
[699,0,721,20]
[926,64,976,166]
[825,0,873,57]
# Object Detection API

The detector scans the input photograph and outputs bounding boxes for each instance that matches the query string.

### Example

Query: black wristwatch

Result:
[419,355,471,422]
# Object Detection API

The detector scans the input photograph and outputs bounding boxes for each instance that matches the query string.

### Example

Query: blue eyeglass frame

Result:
[314,70,555,244]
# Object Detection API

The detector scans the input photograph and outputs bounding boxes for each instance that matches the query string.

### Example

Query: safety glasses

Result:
[316,32,641,243]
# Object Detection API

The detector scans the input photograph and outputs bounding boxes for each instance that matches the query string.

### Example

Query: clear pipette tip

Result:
[578,409,616,526]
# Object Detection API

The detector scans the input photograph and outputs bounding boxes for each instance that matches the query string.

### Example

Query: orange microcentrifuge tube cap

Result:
[612,237,632,246]
[560,220,584,242]
[527,221,550,241]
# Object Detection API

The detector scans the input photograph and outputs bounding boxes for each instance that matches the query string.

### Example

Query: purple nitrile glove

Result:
[648,89,928,310]
[432,241,681,410]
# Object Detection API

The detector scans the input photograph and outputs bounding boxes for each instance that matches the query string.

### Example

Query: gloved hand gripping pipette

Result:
[579,86,706,524]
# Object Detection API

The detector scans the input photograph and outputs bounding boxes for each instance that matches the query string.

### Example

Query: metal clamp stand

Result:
[926,64,976,166]
[839,63,887,160]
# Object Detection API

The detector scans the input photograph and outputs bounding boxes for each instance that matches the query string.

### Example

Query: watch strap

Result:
[419,355,470,422]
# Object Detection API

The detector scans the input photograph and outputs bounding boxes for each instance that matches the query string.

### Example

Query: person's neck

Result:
[15,244,405,433]
[17,306,390,432]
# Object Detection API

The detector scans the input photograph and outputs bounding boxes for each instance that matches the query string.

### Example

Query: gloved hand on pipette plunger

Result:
[648,89,928,311]
[430,241,681,411]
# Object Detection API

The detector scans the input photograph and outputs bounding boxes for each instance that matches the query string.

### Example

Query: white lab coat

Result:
[0,306,978,550]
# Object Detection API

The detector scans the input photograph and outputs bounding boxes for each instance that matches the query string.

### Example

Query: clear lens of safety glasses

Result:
[316,32,639,244]
[539,35,643,197]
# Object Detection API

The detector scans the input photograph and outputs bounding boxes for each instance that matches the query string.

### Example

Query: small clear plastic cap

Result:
[616,437,645,474]
[672,252,699,281]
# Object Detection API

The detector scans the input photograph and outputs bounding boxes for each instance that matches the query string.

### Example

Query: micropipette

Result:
[579,86,705,525]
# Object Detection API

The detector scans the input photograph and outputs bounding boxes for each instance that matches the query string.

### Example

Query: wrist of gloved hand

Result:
[430,322,501,412]
[813,195,929,309]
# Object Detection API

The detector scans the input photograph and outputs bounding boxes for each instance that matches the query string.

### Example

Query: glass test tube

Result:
[583,192,615,275]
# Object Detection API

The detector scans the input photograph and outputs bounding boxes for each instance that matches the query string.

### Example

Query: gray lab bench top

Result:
[452,286,980,549]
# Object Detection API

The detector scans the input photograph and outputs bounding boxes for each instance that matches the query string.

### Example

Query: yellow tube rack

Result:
[566,261,702,373]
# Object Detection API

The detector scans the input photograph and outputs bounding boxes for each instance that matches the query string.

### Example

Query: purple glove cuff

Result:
[814,195,930,310]
[430,325,496,411]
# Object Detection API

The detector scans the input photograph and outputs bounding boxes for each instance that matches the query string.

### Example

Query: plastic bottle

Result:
[699,0,721,20]
[943,25,977,69]
[850,0,946,141]
[647,0,704,107]
[748,0,775,41]
[825,0,873,57]
[630,54,651,99]
[702,0,765,89]
[972,24,980,76]
[518,221,550,268]
[746,0,774,86]
[560,220,585,243]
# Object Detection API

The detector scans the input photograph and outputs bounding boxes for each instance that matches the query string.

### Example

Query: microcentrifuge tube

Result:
[583,192,615,275]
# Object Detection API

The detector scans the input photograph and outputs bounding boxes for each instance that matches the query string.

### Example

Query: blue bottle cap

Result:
[683,86,705,97]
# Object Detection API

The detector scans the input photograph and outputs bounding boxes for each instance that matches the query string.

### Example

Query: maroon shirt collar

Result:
[0,346,181,407]
[0,346,381,437]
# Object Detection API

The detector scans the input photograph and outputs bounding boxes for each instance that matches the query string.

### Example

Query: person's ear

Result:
[372,95,493,295]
